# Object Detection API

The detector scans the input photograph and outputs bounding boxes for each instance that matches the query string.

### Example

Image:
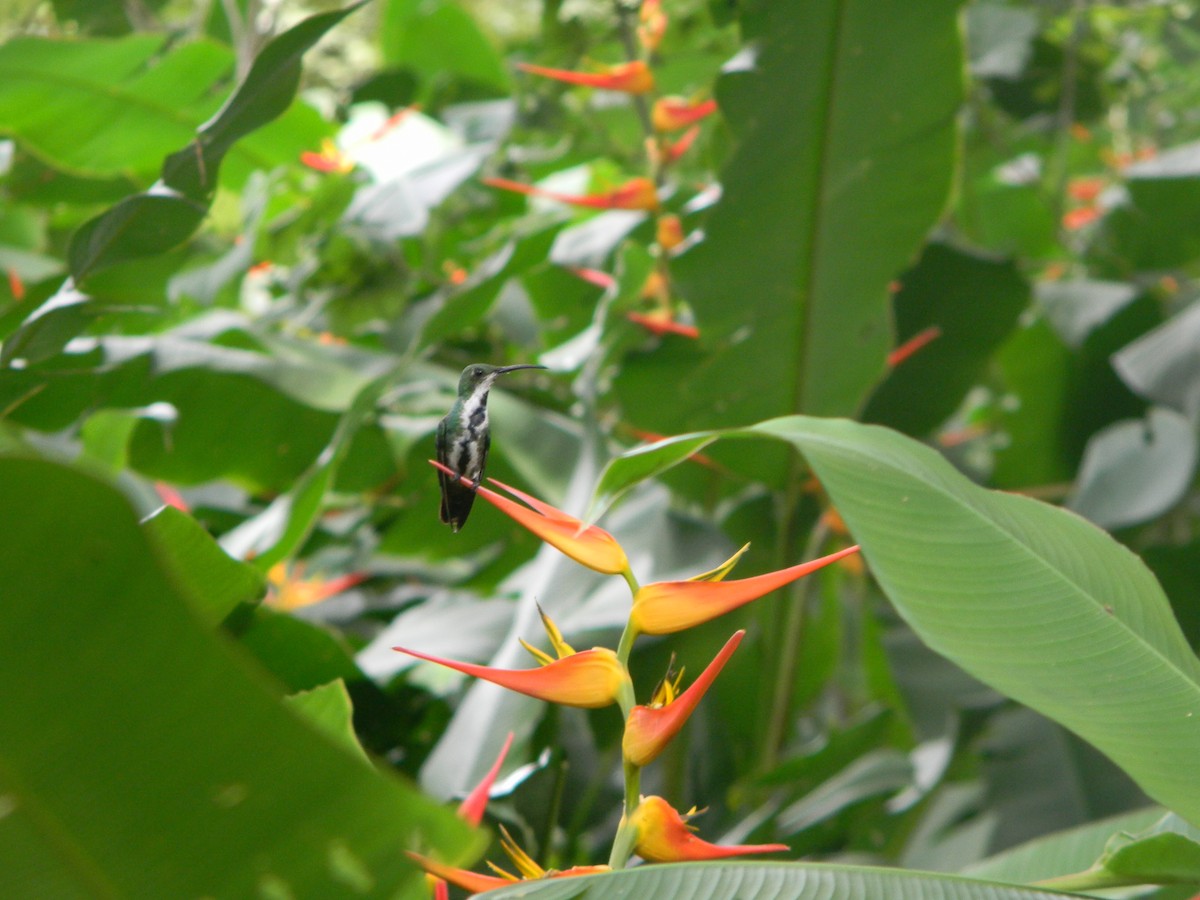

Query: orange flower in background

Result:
[300,138,353,173]
[628,796,788,862]
[638,0,667,52]
[393,643,628,709]
[1067,176,1105,203]
[623,630,744,767]
[568,267,617,289]
[630,545,861,635]
[266,563,367,611]
[457,732,513,825]
[517,60,655,95]
[656,215,685,252]
[429,461,630,575]
[409,831,609,894]
[484,176,659,211]
[7,268,25,301]
[651,97,717,132]
[887,325,942,367]
[1063,205,1102,230]
[656,125,703,164]
[627,310,699,339]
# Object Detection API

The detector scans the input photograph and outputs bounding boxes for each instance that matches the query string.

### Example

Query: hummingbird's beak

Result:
[494,364,546,376]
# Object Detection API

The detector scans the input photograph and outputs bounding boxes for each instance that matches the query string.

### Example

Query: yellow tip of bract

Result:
[629,796,788,862]
[630,545,861,635]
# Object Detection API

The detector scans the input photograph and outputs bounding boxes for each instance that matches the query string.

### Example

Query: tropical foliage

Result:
[2,0,1200,897]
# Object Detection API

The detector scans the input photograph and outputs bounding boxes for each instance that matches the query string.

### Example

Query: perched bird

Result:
[437,363,544,532]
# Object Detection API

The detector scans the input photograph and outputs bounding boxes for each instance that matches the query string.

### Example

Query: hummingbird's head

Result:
[457,362,545,395]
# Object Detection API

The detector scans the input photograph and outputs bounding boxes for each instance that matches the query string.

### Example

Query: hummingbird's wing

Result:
[437,414,480,532]
[436,416,454,527]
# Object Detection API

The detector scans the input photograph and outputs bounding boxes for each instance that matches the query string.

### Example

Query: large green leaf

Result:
[0,456,477,897]
[477,861,1087,899]
[591,417,1200,826]
[0,35,230,179]
[658,0,964,428]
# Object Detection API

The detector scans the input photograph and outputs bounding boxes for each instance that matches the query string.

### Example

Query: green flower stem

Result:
[607,759,642,868]
[616,568,641,667]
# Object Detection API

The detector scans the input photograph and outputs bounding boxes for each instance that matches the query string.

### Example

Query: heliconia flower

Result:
[408,833,609,894]
[1067,176,1105,203]
[154,482,190,513]
[429,461,630,575]
[640,270,670,303]
[886,325,942,367]
[638,0,667,52]
[266,563,367,611]
[656,215,685,252]
[630,545,861,635]
[483,176,659,211]
[1063,205,1102,230]
[458,732,513,825]
[652,97,718,132]
[568,267,618,290]
[517,60,655,95]
[627,310,699,339]
[7,267,25,301]
[648,126,703,166]
[424,733,515,899]
[300,138,354,173]
[393,643,628,709]
[623,630,744,767]
[628,795,788,862]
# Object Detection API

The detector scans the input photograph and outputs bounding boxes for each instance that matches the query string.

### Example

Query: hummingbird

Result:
[437,363,544,532]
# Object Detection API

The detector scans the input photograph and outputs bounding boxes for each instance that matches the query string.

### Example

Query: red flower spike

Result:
[484,176,659,211]
[662,125,702,162]
[1063,206,1101,230]
[393,644,628,709]
[429,461,631,575]
[887,325,942,368]
[408,853,514,894]
[656,215,685,252]
[627,311,699,339]
[568,267,617,289]
[7,268,25,301]
[457,732,514,826]
[623,631,745,767]
[652,97,718,132]
[517,60,655,95]
[631,545,861,635]
[300,138,353,173]
[638,0,667,52]
[629,796,788,862]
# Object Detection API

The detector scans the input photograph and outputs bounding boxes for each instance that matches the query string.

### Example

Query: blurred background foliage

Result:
[2,0,1200,896]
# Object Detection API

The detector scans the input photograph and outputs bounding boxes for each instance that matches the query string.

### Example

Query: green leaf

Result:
[66,3,362,284]
[142,504,265,626]
[666,0,965,425]
[1068,408,1197,530]
[591,416,1200,826]
[1112,299,1200,421]
[160,1,367,202]
[0,456,477,897]
[1099,143,1200,272]
[1039,813,1200,892]
[284,680,372,765]
[864,242,1029,435]
[380,0,510,92]
[754,416,1200,827]
[964,807,1166,884]
[477,861,1093,899]
[68,193,206,281]
[0,35,230,179]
